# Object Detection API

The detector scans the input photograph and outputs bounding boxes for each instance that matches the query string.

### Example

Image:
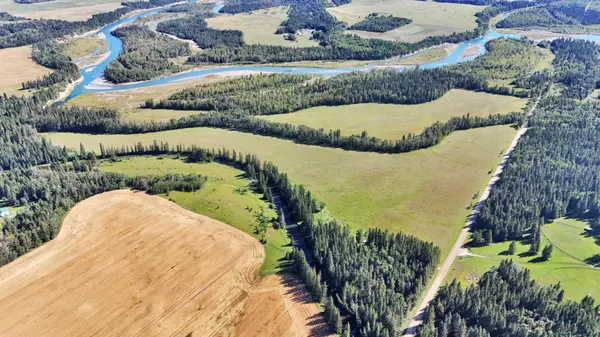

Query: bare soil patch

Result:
[0,190,330,337]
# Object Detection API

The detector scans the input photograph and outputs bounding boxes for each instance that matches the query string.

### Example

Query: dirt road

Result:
[0,190,331,337]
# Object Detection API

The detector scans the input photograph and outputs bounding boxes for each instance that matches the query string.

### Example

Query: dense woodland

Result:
[156,15,244,49]
[348,13,412,33]
[497,3,600,30]
[0,12,25,21]
[417,260,600,337]
[104,25,189,83]
[474,38,600,243]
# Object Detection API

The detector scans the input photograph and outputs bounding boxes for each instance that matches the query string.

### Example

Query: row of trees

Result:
[104,25,190,83]
[348,13,412,33]
[417,260,600,337]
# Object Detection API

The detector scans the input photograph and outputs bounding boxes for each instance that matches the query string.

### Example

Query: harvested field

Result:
[0,190,330,337]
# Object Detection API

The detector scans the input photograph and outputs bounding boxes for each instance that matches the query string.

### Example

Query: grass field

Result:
[327,0,482,42]
[0,0,123,21]
[0,46,52,97]
[62,37,107,62]
[260,90,527,140]
[100,156,288,275]
[448,218,600,301]
[207,6,318,47]
[0,190,331,337]
[46,124,517,255]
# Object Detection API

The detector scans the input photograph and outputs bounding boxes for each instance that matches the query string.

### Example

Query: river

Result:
[61,1,600,103]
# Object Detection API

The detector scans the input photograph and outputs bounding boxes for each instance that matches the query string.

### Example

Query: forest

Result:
[348,13,412,33]
[156,15,244,49]
[104,25,190,84]
[497,3,600,30]
[473,38,600,244]
[417,260,600,337]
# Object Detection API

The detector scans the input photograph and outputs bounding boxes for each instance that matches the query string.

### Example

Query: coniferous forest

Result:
[348,13,412,33]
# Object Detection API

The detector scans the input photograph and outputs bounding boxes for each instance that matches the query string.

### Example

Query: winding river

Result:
[61,1,600,103]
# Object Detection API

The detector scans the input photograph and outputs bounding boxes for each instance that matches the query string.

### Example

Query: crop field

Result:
[0,46,51,97]
[0,0,123,21]
[260,90,527,140]
[327,0,482,42]
[207,6,318,47]
[100,157,288,275]
[449,218,600,301]
[0,190,331,337]
[46,125,516,255]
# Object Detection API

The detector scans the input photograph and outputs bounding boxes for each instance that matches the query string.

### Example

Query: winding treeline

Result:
[104,25,190,83]
[12,0,54,3]
[348,13,412,33]
[497,3,600,30]
[417,260,600,337]
[0,12,25,21]
[121,0,182,10]
[473,39,600,242]
[21,41,80,90]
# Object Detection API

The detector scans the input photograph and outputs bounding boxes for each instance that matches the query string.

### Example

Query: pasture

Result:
[0,190,330,336]
[207,6,318,47]
[0,0,123,21]
[100,157,288,275]
[0,46,51,97]
[260,90,527,140]
[46,124,517,255]
[449,218,600,301]
[327,0,482,42]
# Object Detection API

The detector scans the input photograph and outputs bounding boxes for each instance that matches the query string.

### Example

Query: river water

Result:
[61,1,600,103]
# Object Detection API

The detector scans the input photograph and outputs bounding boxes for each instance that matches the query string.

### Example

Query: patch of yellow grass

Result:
[45,125,517,255]
[260,90,527,140]
[207,6,318,47]
[62,37,107,61]
[0,45,51,97]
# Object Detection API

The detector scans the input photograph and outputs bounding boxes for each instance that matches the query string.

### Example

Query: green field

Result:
[327,0,482,42]
[449,218,600,301]
[206,6,318,47]
[0,0,123,21]
[260,90,527,140]
[46,124,516,255]
[100,156,289,275]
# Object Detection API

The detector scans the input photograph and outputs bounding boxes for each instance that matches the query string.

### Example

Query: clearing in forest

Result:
[327,0,482,42]
[0,46,51,97]
[206,6,318,47]
[260,90,527,140]
[0,190,330,337]
[46,125,517,255]
[449,217,600,301]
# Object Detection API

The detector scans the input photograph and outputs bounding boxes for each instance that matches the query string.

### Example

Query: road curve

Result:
[402,98,539,336]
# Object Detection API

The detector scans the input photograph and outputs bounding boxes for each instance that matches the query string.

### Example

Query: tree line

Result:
[417,260,600,337]
[104,25,190,83]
